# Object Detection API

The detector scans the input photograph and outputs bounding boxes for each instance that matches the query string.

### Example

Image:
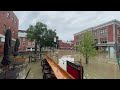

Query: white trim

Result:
[93,23,114,30]
[12,38,16,41]
[0,34,5,38]
[0,34,16,41]
[107,42,115,44]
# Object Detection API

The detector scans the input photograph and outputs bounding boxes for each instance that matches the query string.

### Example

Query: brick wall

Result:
[58,40,74,50]
[0,11,18,39]
[107,24,114,42]
[0,11,18,54]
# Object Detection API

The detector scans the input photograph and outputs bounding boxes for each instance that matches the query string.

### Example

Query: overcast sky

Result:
[14,11,120,41]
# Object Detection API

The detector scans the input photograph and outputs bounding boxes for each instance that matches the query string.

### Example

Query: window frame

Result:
[118,37,120,43]
[23,38,25,42]
[117,26,120,34]
[22,42,25,46]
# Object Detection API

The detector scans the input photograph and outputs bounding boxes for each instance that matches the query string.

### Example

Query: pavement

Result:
[25,60,43,79]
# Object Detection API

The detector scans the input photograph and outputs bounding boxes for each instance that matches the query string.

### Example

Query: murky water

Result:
[51,50,120,79]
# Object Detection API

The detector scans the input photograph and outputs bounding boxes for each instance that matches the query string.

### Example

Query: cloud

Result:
[14,11,120,41]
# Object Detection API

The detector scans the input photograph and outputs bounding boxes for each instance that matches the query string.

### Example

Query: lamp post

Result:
[39,34,42,59]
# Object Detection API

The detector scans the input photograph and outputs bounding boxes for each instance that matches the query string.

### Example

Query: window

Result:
[7,12,10,18]
[0,37,1,42]
[23,38,25,42]
[94,39,98,44]
[100,38,103,43]
[104,38,107,43]
[13,31,14,34]
[100,28,107,36]
[118,37,120,43]
[12,31,14,36]
[28,42,31,45]
[100,38,107,43]
[23,42,25,46]
[15,21,17,24]
[117,26,120,34]
[27,48,30,50]
[32,42,35,46]
[3,24,7,33]
[94,30,97,37]
[12,17,14,22]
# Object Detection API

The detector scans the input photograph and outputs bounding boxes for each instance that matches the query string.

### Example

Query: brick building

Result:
[74,19,120,59]
[58,40,74,50]
[18,30,35,52]
[0,11,19,54]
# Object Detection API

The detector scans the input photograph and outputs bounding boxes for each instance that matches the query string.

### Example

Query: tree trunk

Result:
[40,47,42,60]
[86,58,88,64]
[35,41,37,54]
[34,41,37,61]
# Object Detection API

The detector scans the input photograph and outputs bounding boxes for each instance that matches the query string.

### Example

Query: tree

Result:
[77,31,97,64]
[27,25,37,54]
[27,21,59,59]
[27,22,47,60]
[13,38,20,56]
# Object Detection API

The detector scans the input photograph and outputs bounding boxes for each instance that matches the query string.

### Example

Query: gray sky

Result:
[14,11,120,41]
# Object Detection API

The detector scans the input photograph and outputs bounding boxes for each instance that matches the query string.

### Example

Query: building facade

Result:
[58,40,74,50]
[18,30,35,52]
[74,19,120,59]
[0,11,19,54]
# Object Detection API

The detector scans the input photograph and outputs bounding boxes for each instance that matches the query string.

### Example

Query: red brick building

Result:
[18,30,35,52]
[58,40,74,50]
[0,11,19,54]
[74,19,120,59]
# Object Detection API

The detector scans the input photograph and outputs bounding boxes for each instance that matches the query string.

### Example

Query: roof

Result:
[73,19,120,36]
[18,30,27,32]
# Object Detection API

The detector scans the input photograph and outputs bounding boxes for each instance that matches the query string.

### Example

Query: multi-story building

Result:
[18,30,35,52]
[74,19,120,59]
[0,11,19,54]
[58,40,74,50]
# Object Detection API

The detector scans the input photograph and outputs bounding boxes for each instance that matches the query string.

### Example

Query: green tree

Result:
[27,21,59,59]
[77,31,97,64]
[27,22,47,60]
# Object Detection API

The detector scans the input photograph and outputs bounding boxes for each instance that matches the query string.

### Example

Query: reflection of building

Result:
[58,40,74,50]
[74,19,120,59]
[18,30,35,52]
[0,11,19,54]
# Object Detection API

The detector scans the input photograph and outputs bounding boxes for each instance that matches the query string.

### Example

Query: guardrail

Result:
[45,54,75,79]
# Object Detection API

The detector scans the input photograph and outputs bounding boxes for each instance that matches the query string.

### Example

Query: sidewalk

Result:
[25,60,43,79]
